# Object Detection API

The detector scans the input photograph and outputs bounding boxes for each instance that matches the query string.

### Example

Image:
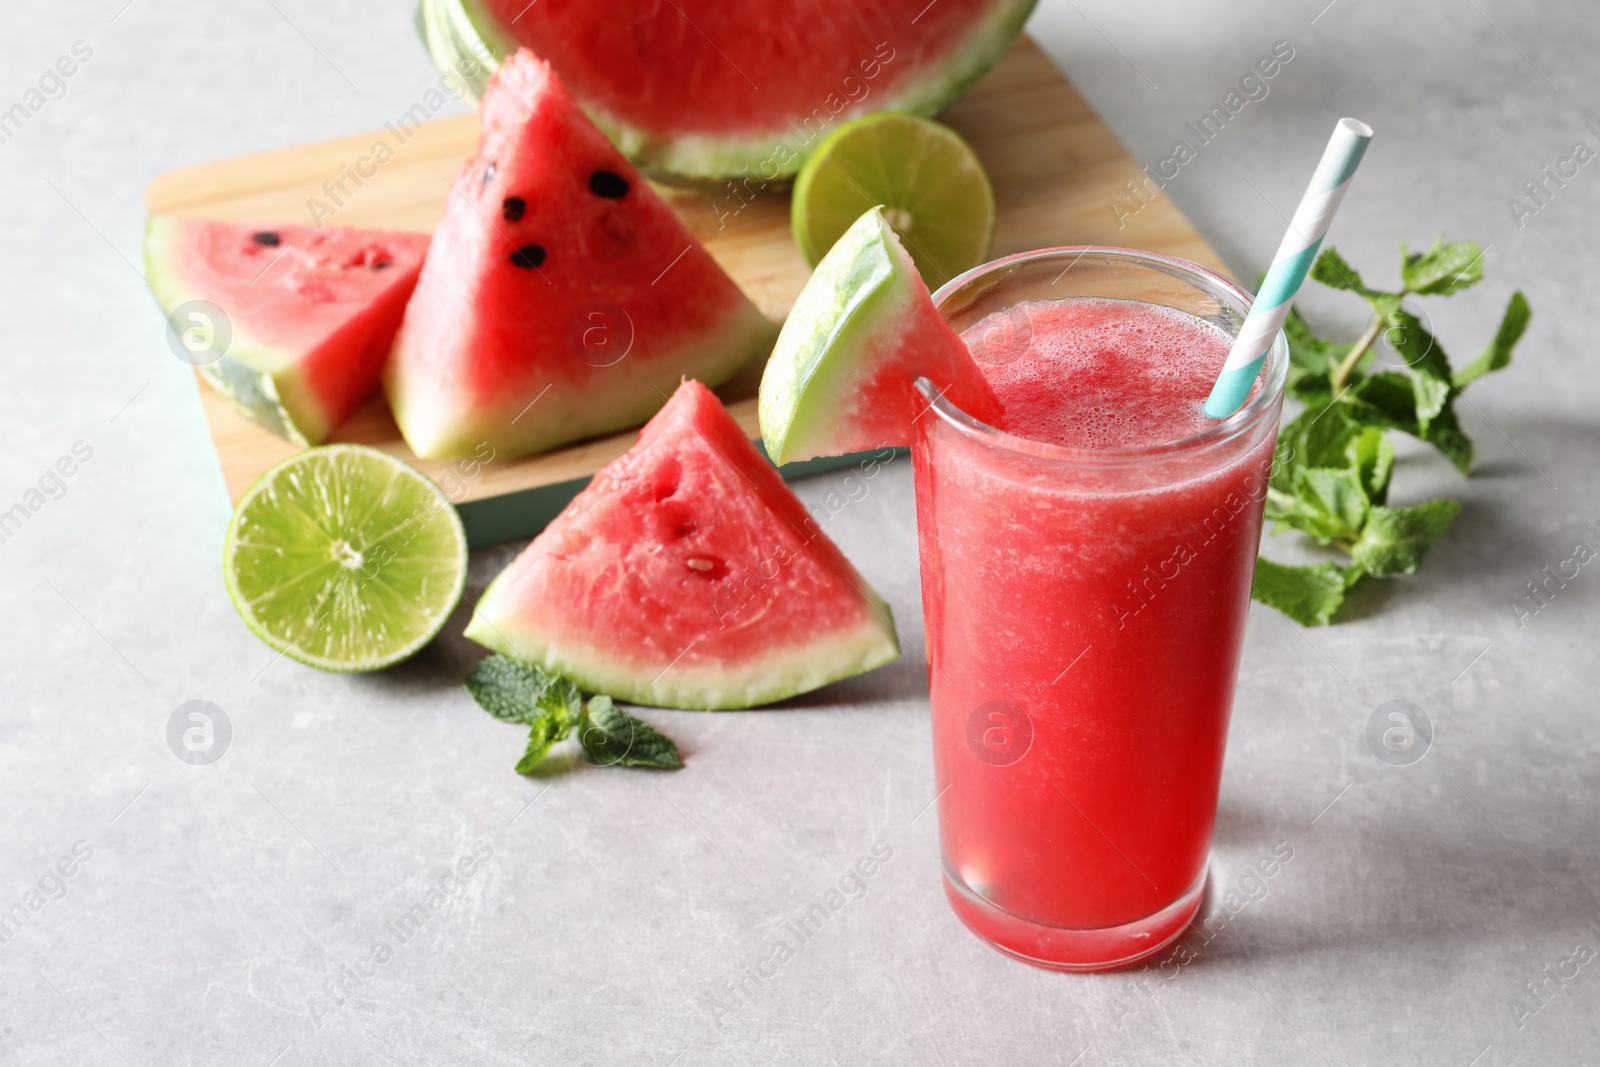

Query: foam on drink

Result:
[963,298,1234,450]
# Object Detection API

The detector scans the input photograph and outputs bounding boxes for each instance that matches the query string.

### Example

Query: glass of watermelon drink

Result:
[913,247,1288,971]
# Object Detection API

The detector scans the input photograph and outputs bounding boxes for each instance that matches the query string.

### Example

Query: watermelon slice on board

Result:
[144,218,429,445]
[465,379,901,711]
[415,0,1037,179]
[759,207,1001,465]
[384,49,776,461]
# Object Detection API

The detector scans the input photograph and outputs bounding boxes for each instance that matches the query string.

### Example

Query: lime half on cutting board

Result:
[223,444,468,672]
[791,111,996,289]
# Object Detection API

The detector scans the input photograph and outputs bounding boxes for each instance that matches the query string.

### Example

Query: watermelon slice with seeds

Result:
[465,379,900,710]
[144,218,429,444]
[417,0,1037,180]
[385,49,776,460]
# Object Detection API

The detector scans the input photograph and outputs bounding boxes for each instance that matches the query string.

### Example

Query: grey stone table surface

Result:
[1,0,1595,1064]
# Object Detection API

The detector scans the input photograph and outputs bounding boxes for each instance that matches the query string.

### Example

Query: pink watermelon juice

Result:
[913,249,1286,970]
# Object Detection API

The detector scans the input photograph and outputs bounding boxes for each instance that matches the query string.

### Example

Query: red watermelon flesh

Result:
[384,50,776,460]
[465,379,900,710]
[144,218,429,444]
[443,0,1037,178]
[789,250,1003,459]
[759,207,1002,465]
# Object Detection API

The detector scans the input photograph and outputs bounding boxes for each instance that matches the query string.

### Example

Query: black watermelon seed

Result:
[251,231,281,246]
[482,162,496,188]
[502,196,526,222]
[589,170,629,199]
[508,244,546,270]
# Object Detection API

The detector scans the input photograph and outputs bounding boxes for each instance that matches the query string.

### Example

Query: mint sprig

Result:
[464,654,683,772]
[1253,238,1529,626]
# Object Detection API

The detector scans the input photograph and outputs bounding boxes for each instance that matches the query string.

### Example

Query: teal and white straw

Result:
[1203,117,1374,419]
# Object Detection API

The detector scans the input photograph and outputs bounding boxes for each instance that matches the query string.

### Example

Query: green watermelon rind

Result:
[465,574,901,712]
[386,301,777,460]
[143,216,322,446]
[759,208,916,466]
[417,0,1039,180]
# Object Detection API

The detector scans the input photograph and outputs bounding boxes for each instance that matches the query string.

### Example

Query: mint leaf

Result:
[1421,405,1474,475]
[1345,372,1419,432]
[466,654,562,724]
[1454,290,1530,388]
[1349,500,1461,576]
[1283,305,1349,400]
[465,654,588,774]
[577,697,683,770]
[1310,247,1382,297]
[516,711,574,775]
[1345,373,1473,473]
[1382,308,1455,406]
[1268,412,1393,540]
[1283,305,1334,376]
[1410,368,1453,431]
[1268,405,1370,531]
[1274,404,1362,480]
[1251,557,1356,626]
[1401,238,1484,296]
[1348,425,1395,504]
[1279,467,1368,545]
[536,673,584,724]
[1267,409,1321,509]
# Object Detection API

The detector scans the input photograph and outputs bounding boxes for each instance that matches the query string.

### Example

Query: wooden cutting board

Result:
[144,35,1224,547]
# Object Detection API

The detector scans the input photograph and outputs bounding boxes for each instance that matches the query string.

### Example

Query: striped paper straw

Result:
[1203,117,1374,419]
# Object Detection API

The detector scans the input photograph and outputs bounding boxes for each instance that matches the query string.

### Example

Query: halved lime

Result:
[791,111,996,289]
[223,444,468,672]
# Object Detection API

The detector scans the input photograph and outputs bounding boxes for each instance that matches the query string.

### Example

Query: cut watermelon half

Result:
[759,207,1001,466]
[465,379,900,710]
[416,0,1037,180]
[385,50,776,460]
[145,218,429,444]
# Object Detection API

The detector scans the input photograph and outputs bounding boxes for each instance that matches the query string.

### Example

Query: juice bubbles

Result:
[913,250,1285,970]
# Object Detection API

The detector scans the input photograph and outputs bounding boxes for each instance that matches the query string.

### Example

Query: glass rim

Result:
[919,245,1288,465]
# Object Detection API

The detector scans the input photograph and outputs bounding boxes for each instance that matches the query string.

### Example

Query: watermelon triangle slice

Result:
[144,218,430,444]
[385,50,777,460]
[759,207,1002,465]
[465,379,901,710]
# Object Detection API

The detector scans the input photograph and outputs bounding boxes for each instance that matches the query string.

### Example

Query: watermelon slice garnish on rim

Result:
[465,379,901,711]
[417,0,1038,179]
[144,218,429,444]
[759,207,1001,466]
[384,49,776,461]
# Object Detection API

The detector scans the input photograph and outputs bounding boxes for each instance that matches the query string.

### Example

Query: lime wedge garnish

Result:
[223,444,468,672]
[791,111,996,289]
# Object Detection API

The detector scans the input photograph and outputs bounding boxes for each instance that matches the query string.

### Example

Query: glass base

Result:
[942,861,1209,972]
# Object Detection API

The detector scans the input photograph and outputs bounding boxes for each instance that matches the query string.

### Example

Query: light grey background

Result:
[1,1,1595,1064]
